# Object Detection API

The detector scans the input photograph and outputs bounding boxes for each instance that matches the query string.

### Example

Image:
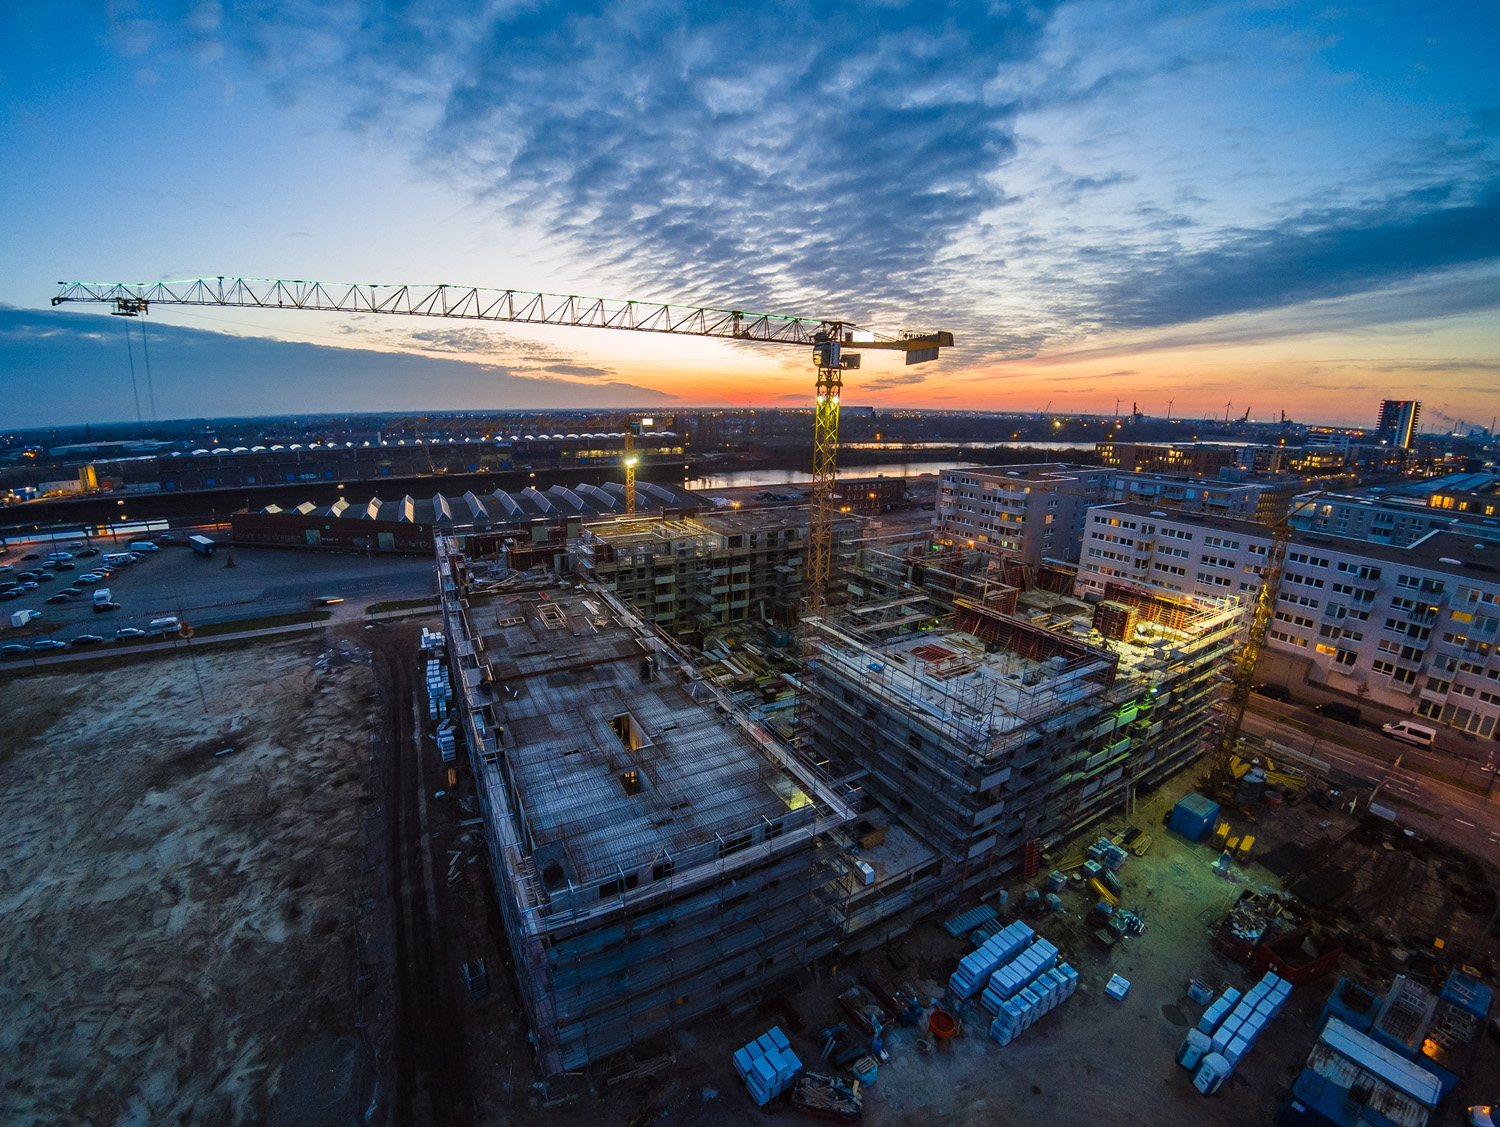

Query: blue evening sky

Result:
[1,1,1496,427]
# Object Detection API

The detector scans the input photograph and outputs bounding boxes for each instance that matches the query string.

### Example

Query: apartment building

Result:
[937,464,1114,565]
[1292,473,1500,547]
[1077,503,1500,734]
[1107,470,1298,523]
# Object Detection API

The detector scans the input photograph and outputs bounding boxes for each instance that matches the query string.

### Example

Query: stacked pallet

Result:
[420,627,445,653]
[1183,970,1292,1091]
[426,658,452,720]
[948,920,1034,1000]
[979,937,1060,1014]
[989,963,1079,1046]
[436,719,457,763]
[733,1026,802,1107]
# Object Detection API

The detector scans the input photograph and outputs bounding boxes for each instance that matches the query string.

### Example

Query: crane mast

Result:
[1207,494,1323,798]
[53,277,952,611]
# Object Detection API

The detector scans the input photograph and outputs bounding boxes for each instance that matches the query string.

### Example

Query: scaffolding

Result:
[436,536,874,1076]
[801,573,1242,888]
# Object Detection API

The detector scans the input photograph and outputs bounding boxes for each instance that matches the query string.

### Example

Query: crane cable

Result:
[123,317,143,424]
[139,319,157,421]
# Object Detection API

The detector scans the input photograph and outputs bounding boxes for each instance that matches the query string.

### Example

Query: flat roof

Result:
[472,586,808,887]
[1095,501,1500,576]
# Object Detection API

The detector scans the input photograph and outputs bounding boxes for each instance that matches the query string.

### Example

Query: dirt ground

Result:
[0,634,379,1126]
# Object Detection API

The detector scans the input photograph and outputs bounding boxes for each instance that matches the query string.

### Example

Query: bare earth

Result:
[0,636,378,1126]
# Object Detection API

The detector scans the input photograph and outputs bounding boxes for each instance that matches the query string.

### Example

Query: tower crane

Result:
[1207,492,1324,799]
[53,278,952,609]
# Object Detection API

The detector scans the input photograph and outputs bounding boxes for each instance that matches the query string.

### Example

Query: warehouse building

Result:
[231,480,701,553]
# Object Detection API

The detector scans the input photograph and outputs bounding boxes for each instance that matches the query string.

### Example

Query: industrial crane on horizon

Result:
[52,277,953,611]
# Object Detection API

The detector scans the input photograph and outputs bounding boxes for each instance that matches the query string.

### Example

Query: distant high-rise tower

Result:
[1376,400,1420,450]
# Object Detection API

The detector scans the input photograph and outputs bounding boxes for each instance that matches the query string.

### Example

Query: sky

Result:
[1,0,1497,430]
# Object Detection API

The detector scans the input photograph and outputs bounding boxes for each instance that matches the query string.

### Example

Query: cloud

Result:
[1095,182,1500,330]
[540,363,611,378]
[0,308,673,426]
[860,372,927,391]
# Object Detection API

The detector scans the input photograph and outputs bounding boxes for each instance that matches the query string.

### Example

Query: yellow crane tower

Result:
[1207,493,1323,798]
[53,278,952,610]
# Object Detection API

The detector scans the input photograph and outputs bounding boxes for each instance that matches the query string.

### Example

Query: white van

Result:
[147,616,182,636]
[1382,720,1437,748]
[129,541,160,553]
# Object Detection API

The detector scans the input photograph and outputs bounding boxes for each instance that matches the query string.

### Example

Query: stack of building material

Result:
[436,719,457,763]
[420,627,445,652]
[1087,837,1129,871]
[1188,971,1291,1083]
[733,1027,802,1107]
[425,657,452,720]
[988,963,1078,1046]
[943,903,998,938]
[948,920,1034,999]
[980,936,1060,1014]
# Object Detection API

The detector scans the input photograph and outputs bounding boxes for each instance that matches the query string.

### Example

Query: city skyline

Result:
[2,1,1497,427]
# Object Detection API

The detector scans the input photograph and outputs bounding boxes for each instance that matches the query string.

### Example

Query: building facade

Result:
[1077,503,1500,736]
[1376,400,1421,450]
[937,464,1114,565]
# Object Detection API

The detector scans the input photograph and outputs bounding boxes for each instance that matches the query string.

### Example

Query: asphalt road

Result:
[1242,697,1500,867]
[2,540,434,651]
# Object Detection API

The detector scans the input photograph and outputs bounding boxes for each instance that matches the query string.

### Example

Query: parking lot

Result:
[1,538,435,654]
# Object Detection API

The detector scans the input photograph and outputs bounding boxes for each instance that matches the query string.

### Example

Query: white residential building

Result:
[1077,503,1500,735]
[937,465,1113,565]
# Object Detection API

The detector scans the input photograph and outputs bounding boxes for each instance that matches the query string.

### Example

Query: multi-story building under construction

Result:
[574,509,864,637]
[803,547,1242,884]
[435,536,951,1076]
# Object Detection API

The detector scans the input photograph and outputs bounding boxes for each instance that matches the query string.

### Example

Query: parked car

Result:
[1314,702,1361,725]
[1382,720,1437,748]
[54,561,74,570]
[76,547,99,557]
[31,638,67,650]
[93,601,121,613]
[157,533,176,543]
[45,593,74,604]
[1251,682,1292,703]
[67,540,85,548]
[21,552,40,560]
[1,643,29,655]
[70,634,105,646]
[18,581,38,590]
[0,589,20,601]
[35,572,55,582]
[115,627,147,639]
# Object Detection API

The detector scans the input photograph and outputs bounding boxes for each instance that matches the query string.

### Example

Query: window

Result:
[1204,536,1241,551]
[1287,552,1329,568]
[1335,649,1358,667]
[1337,562,1381,580]
[652,858,676,881]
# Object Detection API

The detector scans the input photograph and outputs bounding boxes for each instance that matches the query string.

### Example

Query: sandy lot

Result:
[0,636,378,1125]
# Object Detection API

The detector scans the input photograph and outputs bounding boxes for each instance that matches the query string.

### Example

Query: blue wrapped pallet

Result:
[1169,794,1221,842]
[734,1026,801,1106]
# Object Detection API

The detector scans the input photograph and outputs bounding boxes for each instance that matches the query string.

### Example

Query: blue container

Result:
[1169,794,1220,842]
[1319,978,1380,1034]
